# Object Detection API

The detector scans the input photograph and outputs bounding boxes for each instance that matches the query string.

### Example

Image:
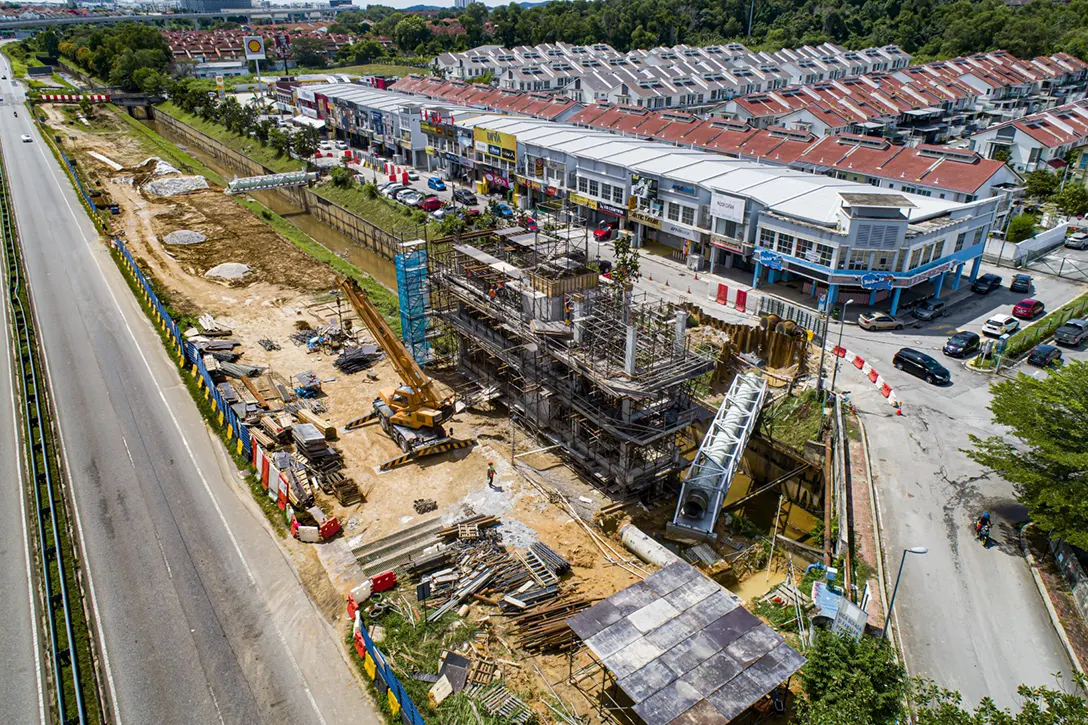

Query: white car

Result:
[406,170,419,181]
[982,314,1020,337]
[334,140,348,150]
[381,183,407,198]
[318,140,333,150]
[20,134,31,143]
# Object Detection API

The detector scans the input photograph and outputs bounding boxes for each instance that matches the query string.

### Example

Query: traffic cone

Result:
[687,287,691,294]
[694,273,699,280]
[649,274,653,281]
[665,279,669,287]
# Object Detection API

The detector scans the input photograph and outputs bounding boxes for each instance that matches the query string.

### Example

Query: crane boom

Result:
[338,278,443,407]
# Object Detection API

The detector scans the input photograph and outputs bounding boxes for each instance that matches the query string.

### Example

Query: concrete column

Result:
[827,284,839,306]
[934,271,946,299]
[969,256,983,282]
[868,290,877,306]
[951,263,964,291]
[674,310,688,354]
[890,288,902,316]
[767,269,778,284]
[572,298,586,344]
[625,325,637,376]
[752,262,762,289]
[811,283,819,298]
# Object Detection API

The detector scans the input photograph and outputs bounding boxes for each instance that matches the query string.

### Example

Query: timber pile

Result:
[509,597,593,652]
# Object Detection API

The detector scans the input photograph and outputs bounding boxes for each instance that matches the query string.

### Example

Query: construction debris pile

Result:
[144,175,209,197]
[334,344,383,374]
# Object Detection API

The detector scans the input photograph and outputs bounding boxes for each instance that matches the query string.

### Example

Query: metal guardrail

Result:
[0,147,102,723]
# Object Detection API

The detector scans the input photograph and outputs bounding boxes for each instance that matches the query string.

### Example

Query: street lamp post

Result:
[829,299,853,396]
[883,546,929,640]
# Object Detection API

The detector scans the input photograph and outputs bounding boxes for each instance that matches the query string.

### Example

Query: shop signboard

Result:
[664,222,701,243]
[473,127,517,163]
[598,202,628,218]
[710,233,745,254]
[569,193,597,210]
[896,261,953,288]
[631,174,658,201]
[756,249,784,271]
[630,209,662,229]
[710,192,746,223]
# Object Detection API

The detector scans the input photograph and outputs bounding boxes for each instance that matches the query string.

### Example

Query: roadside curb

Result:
[1019,522,1086,676]
[823,341,901,408]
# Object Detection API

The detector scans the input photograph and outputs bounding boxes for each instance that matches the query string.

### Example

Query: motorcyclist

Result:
[976,512,992,544]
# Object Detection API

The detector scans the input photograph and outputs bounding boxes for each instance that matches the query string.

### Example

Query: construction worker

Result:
[487,462,497,489]
[496,279,506,299]
[488,285,497,303]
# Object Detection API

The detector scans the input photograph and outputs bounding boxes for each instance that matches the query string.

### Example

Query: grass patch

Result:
[1,41,43,79]
[113,107,228,186]
[316,63,422,77]
[762,388,826,452]
[156,101,303,174]
[1003,291,1088,358]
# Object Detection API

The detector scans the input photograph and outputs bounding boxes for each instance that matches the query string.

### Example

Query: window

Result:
[588,179,599,197]
[577,177,588,194]
[612,186,625,204]
[776,233,794,255]
[667,202,681,222]
[954,232,967,252]
[872,253,894,271]
[815,244,834,266]
[795,238,814,261]
[599,182,611,200]
[715,218,738,237]
[681,205,695,226]
[847,249,869,270]
[973,228,985,246]
[760,228,775,248]
[910,247,922,269]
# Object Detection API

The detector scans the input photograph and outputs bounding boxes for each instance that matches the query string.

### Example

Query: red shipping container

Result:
[371,570,397,593]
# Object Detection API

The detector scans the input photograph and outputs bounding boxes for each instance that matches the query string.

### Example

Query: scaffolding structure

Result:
[395,240,430,365]
[428,218,714,496]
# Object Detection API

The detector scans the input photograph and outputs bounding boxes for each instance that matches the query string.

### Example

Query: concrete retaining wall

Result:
[1050,540,1088,623]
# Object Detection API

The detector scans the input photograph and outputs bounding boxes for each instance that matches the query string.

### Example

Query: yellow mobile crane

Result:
[339,278,475,470]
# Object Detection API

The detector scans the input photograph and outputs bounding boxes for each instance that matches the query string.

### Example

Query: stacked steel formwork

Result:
[428,224,713,496]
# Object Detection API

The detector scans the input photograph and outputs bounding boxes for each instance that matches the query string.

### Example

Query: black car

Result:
[1010,274,1032,293]
[893,348,951,385]
[971,273,1003,294]
[452,188,478,205]
[1027,344,1063,367]
[943,331,980,358]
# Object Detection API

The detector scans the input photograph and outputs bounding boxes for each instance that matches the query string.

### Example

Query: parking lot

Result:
[1026,240,1088,283]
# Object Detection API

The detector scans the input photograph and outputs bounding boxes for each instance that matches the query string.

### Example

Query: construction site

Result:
[48,100,880,725]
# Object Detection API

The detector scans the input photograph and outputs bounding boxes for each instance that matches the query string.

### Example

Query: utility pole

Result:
[829,299,852,395]
[747,0,756,37]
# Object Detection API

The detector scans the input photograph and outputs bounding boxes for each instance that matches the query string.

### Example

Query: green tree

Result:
[78,96,94,119]
[330,166,354,188]
[350,39,385,65]
[132,67,169,95]
[1056,183,1088,217]
[393,15,432,51]
[611,234,641,286]
[291,36,329,68]
[293,127,320,162]
[39,29,60,57]
[1007,213,1038,243]
[799,630,906,725]
[1025,169,1060,200]
[911,675,1088,723]
[968,361,1088,548]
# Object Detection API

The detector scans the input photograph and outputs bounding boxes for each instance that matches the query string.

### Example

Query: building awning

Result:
[858,121,884,129]
[292,116,326,129]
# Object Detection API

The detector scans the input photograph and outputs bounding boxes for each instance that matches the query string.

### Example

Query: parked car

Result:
[982,313,1020,337]
[493,202,514,218]
[20,134,31,143]
[1065,232,1088,250]
[453,188,478,205]
[858,312,904,331]
[893,348,951,385]
[594,221,618,241]
[1010,274,1033,293]
[1054,318,1088,346]
[943,331,981,358]
[319,140,333,150]
[397,190,424,206]
[381,183,407,198]
[406,170,419,181]
[427,177,447,191]
[431,207,456,220]
[1028,344,1063,367]
[419,195,444,212]
[334,140,348,150]
[520,216,538,232]
[971,273,1003,294]
[912,298,947,321]
[1012,298,1045,319]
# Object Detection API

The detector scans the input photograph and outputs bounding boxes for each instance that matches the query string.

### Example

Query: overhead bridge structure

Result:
[668,373,768,542]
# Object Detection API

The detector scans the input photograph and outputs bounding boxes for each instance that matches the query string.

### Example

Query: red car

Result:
[419,196,444,212]
[520,216,538,232]
[593,221,617,241]
[1012,298,1045,319]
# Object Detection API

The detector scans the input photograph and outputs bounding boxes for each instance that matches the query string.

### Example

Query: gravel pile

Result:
[204,262,252,281]
[138,156,181,176]
[144,176,209,197]
[163,229,207,245]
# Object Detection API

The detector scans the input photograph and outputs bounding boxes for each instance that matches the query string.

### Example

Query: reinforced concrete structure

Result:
[428,224,714,496]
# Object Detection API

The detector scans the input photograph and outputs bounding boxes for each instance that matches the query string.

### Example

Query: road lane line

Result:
[26,105,329,725]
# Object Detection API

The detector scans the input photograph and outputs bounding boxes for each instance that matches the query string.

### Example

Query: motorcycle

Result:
[975,517,992,546]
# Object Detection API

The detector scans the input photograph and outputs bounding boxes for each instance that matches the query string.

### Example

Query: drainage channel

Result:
[0,147,104,724]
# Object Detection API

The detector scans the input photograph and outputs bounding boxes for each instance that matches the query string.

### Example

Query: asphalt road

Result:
[834,265,1086,708]
[0,58,374,724]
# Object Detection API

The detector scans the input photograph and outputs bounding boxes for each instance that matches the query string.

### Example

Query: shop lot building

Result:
[307,84,997,313]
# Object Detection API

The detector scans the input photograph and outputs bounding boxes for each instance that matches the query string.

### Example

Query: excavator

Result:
[338,278,475,471]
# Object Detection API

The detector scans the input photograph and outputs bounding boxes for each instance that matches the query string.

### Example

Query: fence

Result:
[154,108,409,261]
[758,295,827,343]
[352,613,427,725]
[111,230,252,460]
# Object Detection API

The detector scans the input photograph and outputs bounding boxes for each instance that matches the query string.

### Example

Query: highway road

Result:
[0,56,375,724]
[834,266,1086,708]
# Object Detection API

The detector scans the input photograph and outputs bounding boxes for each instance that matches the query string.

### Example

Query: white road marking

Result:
[27,97,329,725]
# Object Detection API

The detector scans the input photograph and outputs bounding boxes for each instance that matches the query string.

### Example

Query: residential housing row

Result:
[294,82,999,315]
[163,25,364,64]
[434,41,911,111]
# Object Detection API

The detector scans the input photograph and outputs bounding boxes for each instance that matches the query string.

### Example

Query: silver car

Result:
[1066,232,1088,250]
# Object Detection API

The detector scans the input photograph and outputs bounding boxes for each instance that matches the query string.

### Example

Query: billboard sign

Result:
[473,127,517,163]
[756,249,784,270]
[244,36,266,61]
[860,272,895,291]
[710,192,746,223]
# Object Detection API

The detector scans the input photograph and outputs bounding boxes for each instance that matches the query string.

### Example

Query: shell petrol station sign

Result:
[243,36,266,60]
